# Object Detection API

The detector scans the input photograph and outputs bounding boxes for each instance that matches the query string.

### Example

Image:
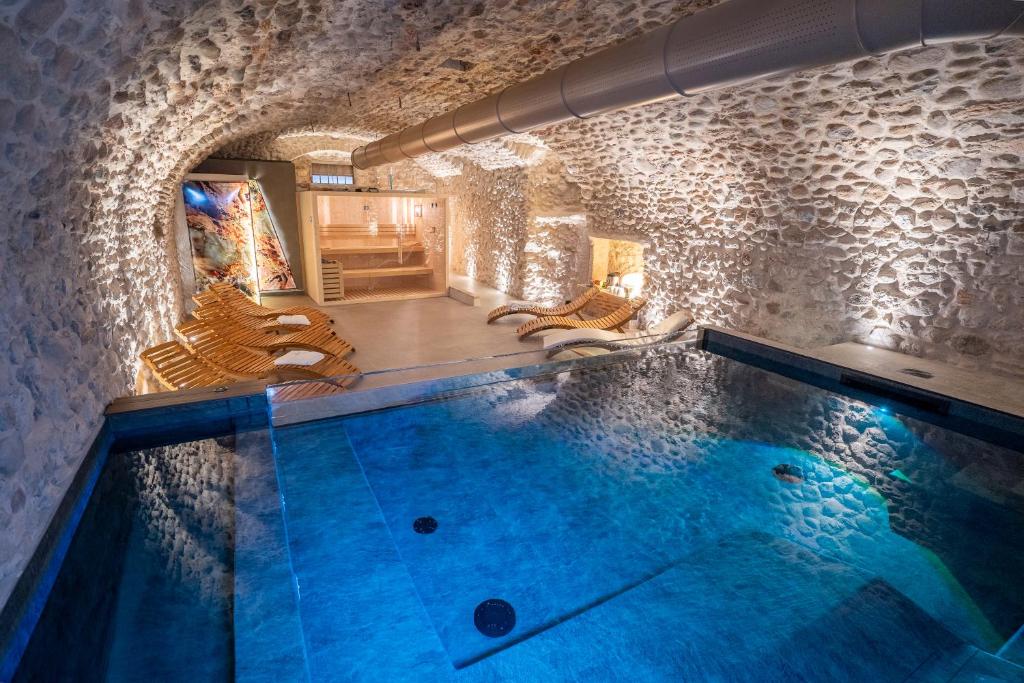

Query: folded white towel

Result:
[274,350,325,367]
[276,314,310,326]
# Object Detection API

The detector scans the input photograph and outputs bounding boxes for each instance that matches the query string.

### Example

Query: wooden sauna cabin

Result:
[297,190,448,304]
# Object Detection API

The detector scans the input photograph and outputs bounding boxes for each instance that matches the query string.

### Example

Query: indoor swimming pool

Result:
[11,344,1024,682]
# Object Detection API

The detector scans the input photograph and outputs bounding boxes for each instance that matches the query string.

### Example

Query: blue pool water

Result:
[13,346,1024,681]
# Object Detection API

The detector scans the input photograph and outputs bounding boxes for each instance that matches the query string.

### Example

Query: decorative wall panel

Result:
[182,180,296,298]
[248,181,297,291]
[183,180,259,297]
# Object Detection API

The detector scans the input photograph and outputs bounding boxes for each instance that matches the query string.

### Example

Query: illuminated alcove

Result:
[589,236,646,299]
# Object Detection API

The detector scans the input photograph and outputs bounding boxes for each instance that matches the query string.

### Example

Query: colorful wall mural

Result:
[182,179,296,299]
[248,180,297,291]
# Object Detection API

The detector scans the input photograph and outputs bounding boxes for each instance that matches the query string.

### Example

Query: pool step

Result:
[997,622,1024,667]
[447,284,479,306]
[233,428,310,683]
[907,645,1024,682]
[267,421,453,680]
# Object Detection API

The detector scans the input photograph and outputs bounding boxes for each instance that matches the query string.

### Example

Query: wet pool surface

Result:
[15,347,1024,681]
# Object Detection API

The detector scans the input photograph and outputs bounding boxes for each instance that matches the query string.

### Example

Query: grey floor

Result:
[264,277,546,379]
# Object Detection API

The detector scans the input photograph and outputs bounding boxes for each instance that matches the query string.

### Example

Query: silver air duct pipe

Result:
[352,0,1024,169]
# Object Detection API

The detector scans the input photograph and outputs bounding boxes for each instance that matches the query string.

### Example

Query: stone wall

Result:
[446,164,530,295]
[1,0,1022,617]
[441,144,590,302]
[1,0,539,612]
[0,0,192,609]
[519,153,590,303]
[538,40,1024,376]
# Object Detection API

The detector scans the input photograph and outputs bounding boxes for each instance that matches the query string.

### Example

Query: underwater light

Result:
[889,469,912,483]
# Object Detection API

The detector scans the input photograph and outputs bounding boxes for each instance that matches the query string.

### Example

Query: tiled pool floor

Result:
[266,418,1024,682]
[15,348,1024,682]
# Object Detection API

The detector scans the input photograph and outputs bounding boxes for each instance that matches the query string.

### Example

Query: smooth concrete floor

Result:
[263,278,545,379]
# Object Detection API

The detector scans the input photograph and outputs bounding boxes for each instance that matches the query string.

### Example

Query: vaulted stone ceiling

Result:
[1,0,713,424]
[0,0,714,608]
[1,0,1023,612]
[221,16,1024,374]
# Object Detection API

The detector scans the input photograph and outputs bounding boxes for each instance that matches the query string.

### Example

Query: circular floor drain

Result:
[474,599,516,638]
[413,516,438,534]
[772,463,804,484]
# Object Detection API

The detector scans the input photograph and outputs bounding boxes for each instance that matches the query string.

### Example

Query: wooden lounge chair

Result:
[175,321,361,384]
[516,297,648,339]
[193,291,314,332]
[140,341,234,391]
[207,282,334,326]
[177,312,354,360]
[193,294,339,336]
[543,309,695,355]
[487,286,600,323]
[269,379,349,402]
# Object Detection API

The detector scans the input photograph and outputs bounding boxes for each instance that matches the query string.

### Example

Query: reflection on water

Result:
[15,438,235,682]
[340,347,1023,667]
[14,346,1024,682]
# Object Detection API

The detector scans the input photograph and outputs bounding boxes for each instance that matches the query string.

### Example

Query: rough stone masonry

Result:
[0,0,1022,614]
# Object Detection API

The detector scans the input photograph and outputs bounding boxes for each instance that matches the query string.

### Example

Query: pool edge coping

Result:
[697,326,1024,451]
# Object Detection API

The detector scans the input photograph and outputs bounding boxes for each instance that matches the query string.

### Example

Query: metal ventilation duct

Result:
[352,0,1024,169]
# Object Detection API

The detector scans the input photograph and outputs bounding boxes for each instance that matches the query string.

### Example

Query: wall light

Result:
[620,272,645,298]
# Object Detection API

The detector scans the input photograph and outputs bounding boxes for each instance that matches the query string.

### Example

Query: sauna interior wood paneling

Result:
[298,191,447,304]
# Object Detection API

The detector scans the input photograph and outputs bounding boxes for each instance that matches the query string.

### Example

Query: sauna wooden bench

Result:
[322,244,425,256]
[341,265,434,279]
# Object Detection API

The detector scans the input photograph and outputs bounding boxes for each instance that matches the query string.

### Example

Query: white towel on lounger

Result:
[276,314,310,326]
[274,350,324,366]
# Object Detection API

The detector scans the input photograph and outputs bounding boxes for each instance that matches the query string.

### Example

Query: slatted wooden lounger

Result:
[140,341,234,391]
[175,321,361,384]
[516,297,649,339]
[177,312,354,361]
[192,290,317,332]
[207,282,334,326]
[487,286,601,323]
[268,378,349,402]
[542,309,695,355]
[193,295,345,340]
